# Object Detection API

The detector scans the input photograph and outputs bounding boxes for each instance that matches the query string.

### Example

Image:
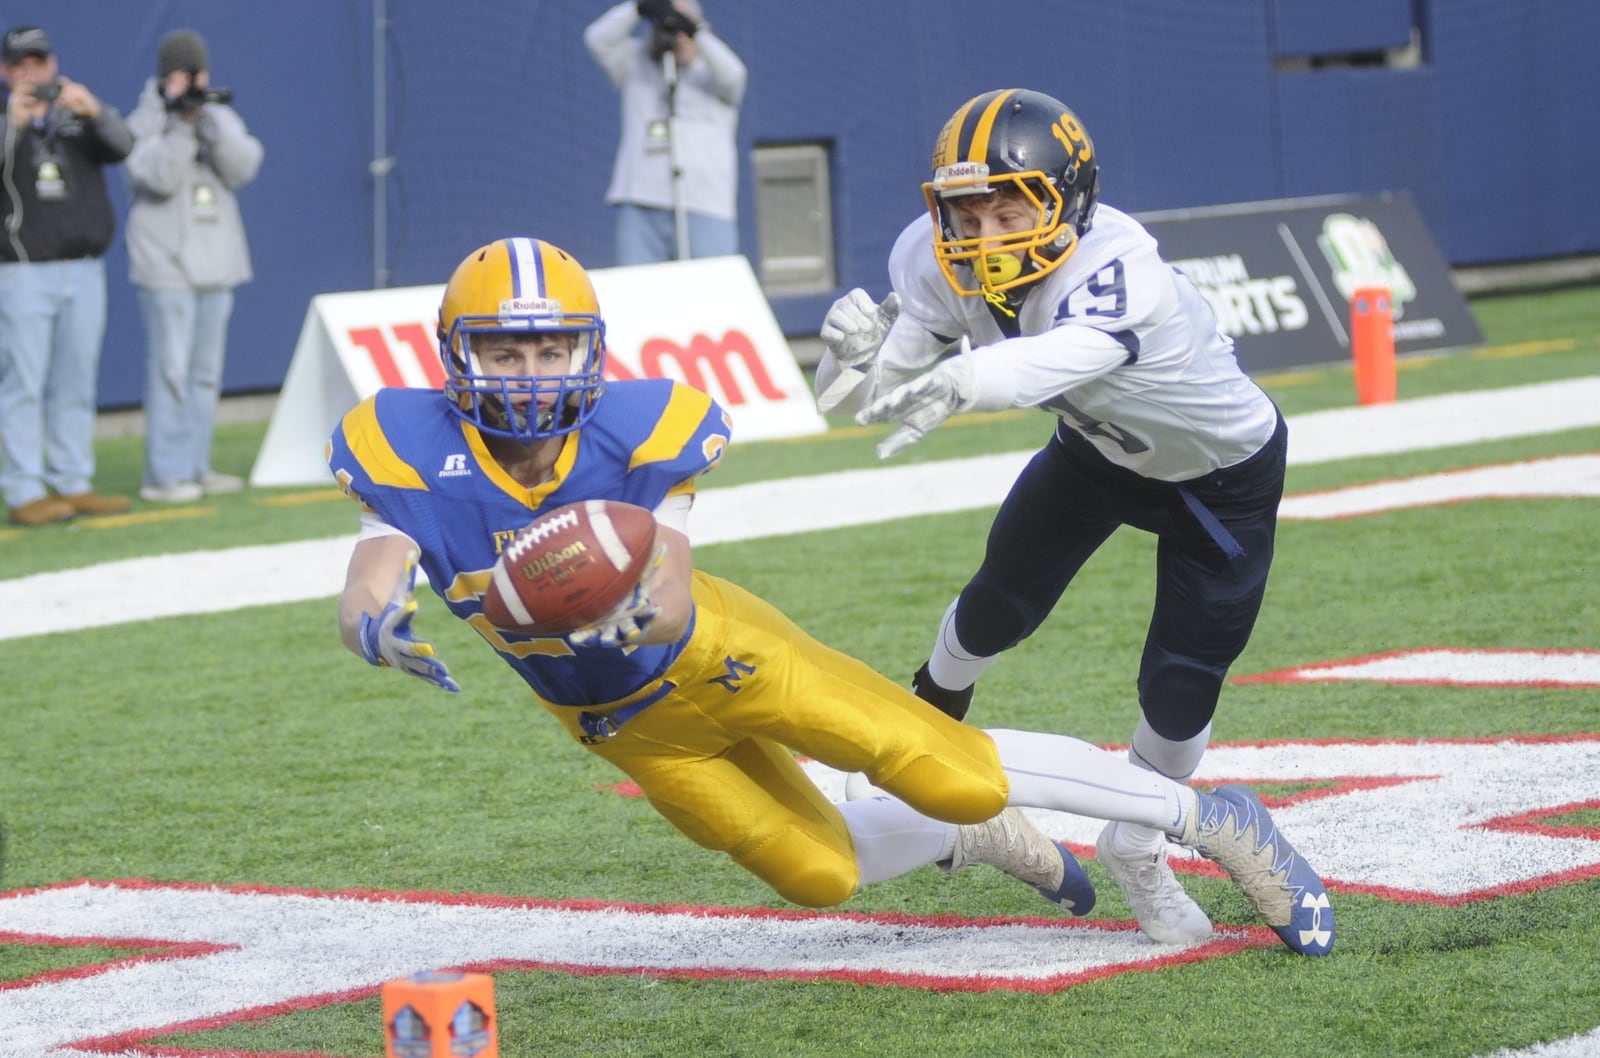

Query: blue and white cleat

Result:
[946,807,1096,915]
[1181,784,1335,956]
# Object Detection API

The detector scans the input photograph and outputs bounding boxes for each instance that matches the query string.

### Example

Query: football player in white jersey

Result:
[816,89,1292,947]
[332,236,1333,956]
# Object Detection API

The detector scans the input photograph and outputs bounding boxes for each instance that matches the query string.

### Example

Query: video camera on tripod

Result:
[634,0,700,259]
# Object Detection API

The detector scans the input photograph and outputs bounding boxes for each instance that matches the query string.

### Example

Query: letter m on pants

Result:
[707,655,756,693]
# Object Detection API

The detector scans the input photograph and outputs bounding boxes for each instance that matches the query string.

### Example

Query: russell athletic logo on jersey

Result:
[439,453,472,478]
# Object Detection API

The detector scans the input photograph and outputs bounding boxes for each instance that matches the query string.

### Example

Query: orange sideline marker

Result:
[1350,286,1396,405]
[382,970,498,1058]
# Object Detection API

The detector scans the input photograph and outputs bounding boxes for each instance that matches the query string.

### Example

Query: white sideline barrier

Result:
[249,255,825,487]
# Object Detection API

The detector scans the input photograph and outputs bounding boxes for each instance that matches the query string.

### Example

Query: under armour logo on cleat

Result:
[1296,891,1334,950]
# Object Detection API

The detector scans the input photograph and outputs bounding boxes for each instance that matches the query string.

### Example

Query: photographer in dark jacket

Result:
[0,26,132,526]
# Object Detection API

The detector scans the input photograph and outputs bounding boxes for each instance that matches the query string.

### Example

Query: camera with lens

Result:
[166,83,233,113]
[639,0,697,59]
[29,81,62,103]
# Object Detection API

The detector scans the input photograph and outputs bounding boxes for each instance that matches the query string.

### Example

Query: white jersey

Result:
[873,206,1279,481]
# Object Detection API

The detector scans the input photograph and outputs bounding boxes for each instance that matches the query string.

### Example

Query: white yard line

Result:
[1278,453,1600,519]
[1238,648,1600,687]
[1478,1028,1600,1058]
[2,377,1598,641]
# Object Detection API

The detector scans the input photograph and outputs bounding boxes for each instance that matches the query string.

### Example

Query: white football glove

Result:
[358,559,460,693]
[854,338,976,459]
[566,543,667,650]
[815,289,900,413]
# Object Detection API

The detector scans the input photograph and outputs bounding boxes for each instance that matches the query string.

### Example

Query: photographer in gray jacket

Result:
[584,1,745,264]
[125,28,262,503]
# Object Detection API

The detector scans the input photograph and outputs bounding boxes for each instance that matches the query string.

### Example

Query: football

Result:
[483,500,658,635]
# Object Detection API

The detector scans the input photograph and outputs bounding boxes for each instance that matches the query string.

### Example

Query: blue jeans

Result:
[0,258,108,508]
[137,286,235,487]
[614,203,739,265]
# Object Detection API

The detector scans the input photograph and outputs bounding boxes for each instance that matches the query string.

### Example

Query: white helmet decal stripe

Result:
[508,236,541,299]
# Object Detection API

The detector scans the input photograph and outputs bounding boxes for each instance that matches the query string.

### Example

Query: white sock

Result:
[925,599,998,690]
[1113,718,1213,855]
[986,727,1199,835]
[843,771,888,801]
[838,796,958,886]
[1130,716,1212,778]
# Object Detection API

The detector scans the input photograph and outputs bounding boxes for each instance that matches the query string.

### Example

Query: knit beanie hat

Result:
[158,29,208,77]
[2,26,52,65]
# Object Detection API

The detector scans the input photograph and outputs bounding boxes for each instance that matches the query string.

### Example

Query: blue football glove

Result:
[359,561,460,692]
[566,543,666,650]
[854,339,976,458]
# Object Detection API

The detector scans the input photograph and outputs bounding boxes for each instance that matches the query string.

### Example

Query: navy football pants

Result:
[952,413,1288,741]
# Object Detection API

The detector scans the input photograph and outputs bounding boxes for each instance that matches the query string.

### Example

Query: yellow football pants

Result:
[538,571,1009,907]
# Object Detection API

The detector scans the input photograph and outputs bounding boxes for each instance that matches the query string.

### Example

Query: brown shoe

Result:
[58,490,132,516]
[8,495,76,526]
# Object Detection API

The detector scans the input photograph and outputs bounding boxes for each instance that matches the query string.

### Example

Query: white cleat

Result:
[1095,821,1213,944]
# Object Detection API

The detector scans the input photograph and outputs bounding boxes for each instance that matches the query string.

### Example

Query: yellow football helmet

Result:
[924,89,1100,303]
[437,237,607,441]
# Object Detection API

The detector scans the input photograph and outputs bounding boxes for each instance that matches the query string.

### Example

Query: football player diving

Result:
[816,89,1311,949]
[332,236,1332,955]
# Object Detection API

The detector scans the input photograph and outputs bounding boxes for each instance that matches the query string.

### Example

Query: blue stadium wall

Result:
[4,0,1597,409]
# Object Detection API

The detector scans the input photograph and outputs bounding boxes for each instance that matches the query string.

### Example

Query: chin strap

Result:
[982,287,1017,318]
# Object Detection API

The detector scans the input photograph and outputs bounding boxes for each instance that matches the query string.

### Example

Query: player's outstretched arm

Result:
[339,534,460,692]
[855,337,979,458]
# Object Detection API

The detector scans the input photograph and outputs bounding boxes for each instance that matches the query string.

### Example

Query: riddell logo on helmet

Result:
[934,162,989,191]
[499,297,559,317]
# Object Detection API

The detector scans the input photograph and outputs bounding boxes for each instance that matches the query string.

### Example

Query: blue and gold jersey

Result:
[328,379,732,707]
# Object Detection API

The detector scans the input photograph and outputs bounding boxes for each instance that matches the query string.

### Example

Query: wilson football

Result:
[483,500,658,634]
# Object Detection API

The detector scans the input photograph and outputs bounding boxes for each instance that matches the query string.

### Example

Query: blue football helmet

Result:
[924,89,1100,302]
